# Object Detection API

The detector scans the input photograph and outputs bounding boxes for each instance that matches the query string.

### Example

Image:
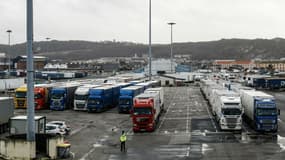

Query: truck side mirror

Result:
[278,109,280,116]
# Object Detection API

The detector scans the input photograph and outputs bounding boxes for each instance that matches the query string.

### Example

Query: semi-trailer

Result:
[144,87,164,111]
[132,92,161,132]
[50,83,80,111]
[211,90,242,131]
[87,85,115,112]
[240,90,279,132]
[118,86,144,113]
[265,77,285,90]
[74,85,101,111]
[0,97,14,134]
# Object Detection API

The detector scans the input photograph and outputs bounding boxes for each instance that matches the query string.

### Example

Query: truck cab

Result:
[87,86,113,112]
[50,88,66,110]
[254,98,278,132]
[118,86,143,113]
[132,92,160,132]
[74,85,100,111]
[218,96,242,130]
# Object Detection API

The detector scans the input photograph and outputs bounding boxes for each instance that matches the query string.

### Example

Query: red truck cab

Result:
[132,92,160,132]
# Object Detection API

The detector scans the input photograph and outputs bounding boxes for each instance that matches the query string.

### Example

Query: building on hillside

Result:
[13,55,48,70]
[255,59,285,72]
[213,60,255,71]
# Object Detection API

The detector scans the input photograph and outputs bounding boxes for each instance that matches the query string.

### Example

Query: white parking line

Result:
[186,106,190,133]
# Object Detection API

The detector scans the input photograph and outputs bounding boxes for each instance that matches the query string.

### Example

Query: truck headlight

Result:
[221,118,225,123]
[272,120,276,123]
[259,120,263,123]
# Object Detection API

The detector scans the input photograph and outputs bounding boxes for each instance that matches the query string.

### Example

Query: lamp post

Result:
[26,0,35,141]
[46,37,50,53]
[6,30,12,77]
[148,0,152,80]
[167,22,176,73]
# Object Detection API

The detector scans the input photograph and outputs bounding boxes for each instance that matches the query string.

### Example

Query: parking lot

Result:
[13,86,285,160]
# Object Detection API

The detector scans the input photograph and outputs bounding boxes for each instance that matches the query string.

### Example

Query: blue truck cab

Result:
[118,86,144,113]
[254,98,278,132]
[50,83,79,111]
[87,86,114,112]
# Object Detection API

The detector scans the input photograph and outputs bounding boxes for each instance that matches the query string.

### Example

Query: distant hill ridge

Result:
[0,38,285,61]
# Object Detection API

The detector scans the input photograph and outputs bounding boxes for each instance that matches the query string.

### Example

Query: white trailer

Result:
[145,87,164,110]
[0,97,14,134]
[74,84,101,111]
[211,90,242,131]
[0,78,25,92]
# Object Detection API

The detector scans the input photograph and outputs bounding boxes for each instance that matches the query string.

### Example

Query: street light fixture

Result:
[167,22,176,73]
[6,30,12,77]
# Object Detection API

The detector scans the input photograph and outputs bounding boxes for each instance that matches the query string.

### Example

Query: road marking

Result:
[70,125,87,136]
[157,89,178,131]
[186,146,190,157]
[79,146,96,160]
[186,106,190,133]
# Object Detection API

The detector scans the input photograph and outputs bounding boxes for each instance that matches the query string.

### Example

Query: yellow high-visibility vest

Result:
[120,134,127,142]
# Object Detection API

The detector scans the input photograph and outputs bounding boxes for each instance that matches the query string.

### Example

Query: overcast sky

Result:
[1,0,285,44]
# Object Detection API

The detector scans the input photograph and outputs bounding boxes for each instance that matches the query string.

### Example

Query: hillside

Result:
[1,38,285,61]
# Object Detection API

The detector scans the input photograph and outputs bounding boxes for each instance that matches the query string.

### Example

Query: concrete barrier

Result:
[0,138,36,160]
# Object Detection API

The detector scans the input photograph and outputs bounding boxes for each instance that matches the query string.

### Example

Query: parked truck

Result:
[241,90,279,132]
[144,87,164,111]
[50,83,79,111]
[265,77,285,90]
[14,83,55,110]
[0,97,14,134]
[74,85,101,111]
[211,90,242,131]
[118,86,144,113]
[132,92,161,132]
[87,85,115,112]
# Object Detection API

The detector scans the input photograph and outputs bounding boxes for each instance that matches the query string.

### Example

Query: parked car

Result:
[47,121,71,134]
[45,124,66,135]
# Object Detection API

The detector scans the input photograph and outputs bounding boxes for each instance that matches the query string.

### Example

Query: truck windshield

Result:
[222,108,242,115]
[75,94,88,100]
[133,108,152,115]
[51,93,63,99]
[119,98,131,105]
[34,93,43,99]
[256,108,277,116]
[88,98,101,105]
[15,92,26,98]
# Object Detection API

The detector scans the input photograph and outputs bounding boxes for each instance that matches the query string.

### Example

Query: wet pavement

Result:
[12,86,285,160]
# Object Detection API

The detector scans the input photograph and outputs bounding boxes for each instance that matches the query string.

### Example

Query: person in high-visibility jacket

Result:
[120,130,127,152]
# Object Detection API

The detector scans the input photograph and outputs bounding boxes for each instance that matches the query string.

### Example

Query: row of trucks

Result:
[201,79,279,132]
[244,75,285,90]
[13,79,160,112]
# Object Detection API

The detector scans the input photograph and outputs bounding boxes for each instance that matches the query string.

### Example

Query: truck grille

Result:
[53,101,60,106]
[17,100,25,107]
[76,103,85,108]
[262,119,274,124]
[226,118,237,124]
[136,117,149,123]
